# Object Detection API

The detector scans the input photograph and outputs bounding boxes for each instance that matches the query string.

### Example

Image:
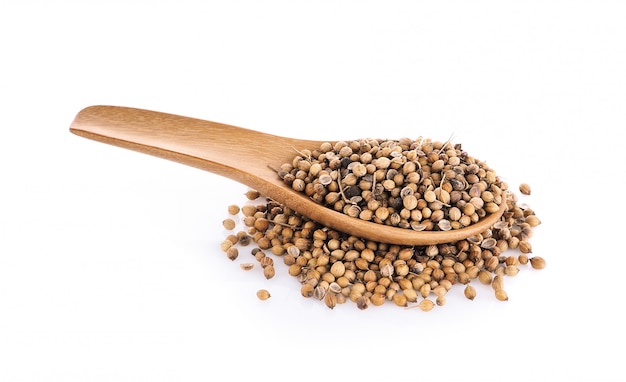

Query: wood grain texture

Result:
[69,105,506,245]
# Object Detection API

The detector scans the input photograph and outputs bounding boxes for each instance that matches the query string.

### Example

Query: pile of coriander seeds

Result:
[219,137,545,311]
[273,137,505,231]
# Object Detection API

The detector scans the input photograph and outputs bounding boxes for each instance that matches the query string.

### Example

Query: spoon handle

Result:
[70,105,257,177]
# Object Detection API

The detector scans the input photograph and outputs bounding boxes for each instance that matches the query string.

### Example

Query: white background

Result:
[1,1,624,381]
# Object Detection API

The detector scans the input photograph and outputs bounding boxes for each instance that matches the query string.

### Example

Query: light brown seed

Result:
[495,289,509,301]
[436,295,446,306]
[330,261,346,277]
[263,265,276,279]
[226,247,239,261]
[256,289,271,300]
[505,265,519,276]
[464,285,476,301]
[301,283,315,298]
[241,205,257,217]
[220,240,233,252]
[259,256,274,268]
[222,218,237,231]
[518,253,529,265]
[314,285,327,300]
[356,295,371,310]
[246,189,261,200]
[366,293,382,306]
[530,256,546,270]
[324,293,338,310]
[492,275,504,291]
[288,264,302,276]
[393,293,408,307]
[478,270,493,285]
[418,299,435,312]
[519,183,531,195]
[227,205,240,215]
[240,262,254,271]
[525,215,541,227]
[402,288,419,303]
[519,241,533,253]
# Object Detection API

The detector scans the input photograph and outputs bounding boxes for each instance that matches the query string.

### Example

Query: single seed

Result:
[519,241,533,254]
[240,262,254,271]
[246,189,261,200]
[492,275,504,291]
[226,247,239,261]
[505,265,519,276]
[313,285,327,300]
[222,218,237,231]
[402,288,419,303]
[324,293,338,309]
[220,240,233,252]
[256,289,271,300]
[380,263,394,278]
[464,285,477,301]
[530,256,546,269]
[259,256,274,268]
[329,282,342,294]
[288,264,302,276]
[263,265,276,279]
[519,183,531,195]
[518,253,529,265]
[370,293,385,306]
[424,190,436,203]
[525,215,541,227]
[330,261,346,277]
[418,299,435,312]
[227,205,240,215]
[495,289,509,301]
[241,204,256,216]
[356,295,370,310]
[301,283,315,298]
[436,295,446,306]
[392,293,408,307]
[478,270,493,285]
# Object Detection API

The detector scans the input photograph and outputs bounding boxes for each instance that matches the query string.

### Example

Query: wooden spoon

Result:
[69,105,506,245]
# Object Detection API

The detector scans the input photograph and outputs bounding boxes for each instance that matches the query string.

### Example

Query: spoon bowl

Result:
[69,105,506,245]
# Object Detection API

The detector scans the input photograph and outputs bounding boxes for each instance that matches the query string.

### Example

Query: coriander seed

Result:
[530,256,546,270]
[519,183,531,195]
[418,299,435,312]
[240,262,254,271]
[222,218,236,230]
[256,289,271,300]
[464,285,477,301]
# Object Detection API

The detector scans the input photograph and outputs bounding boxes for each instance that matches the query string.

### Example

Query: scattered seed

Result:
[464,285,477,301]
[418,299,435,312]
[519,183,531,195]
[226,247,239,261]
[495,289,509,301]
[240,262,254,271]
[263,265,275,279]
[245,189,261,200]
[530,256,546,270]
[222,218,236,230]
[256,289,271,300]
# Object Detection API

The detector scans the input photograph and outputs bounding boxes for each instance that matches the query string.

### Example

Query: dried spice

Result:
[256,289,271,300]
[273,138,506,232]
[519,183,531,195]
[218,136,544,311]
